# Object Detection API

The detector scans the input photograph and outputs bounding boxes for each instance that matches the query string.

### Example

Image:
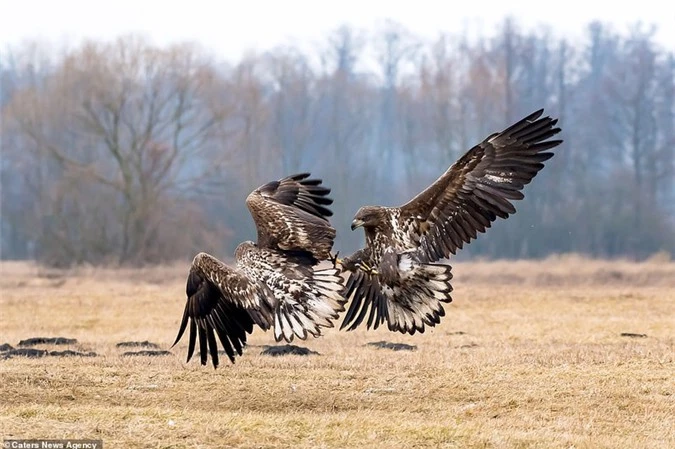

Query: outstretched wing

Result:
[397,109,562,262]
[172,252,273,368]
[246,173,336,260]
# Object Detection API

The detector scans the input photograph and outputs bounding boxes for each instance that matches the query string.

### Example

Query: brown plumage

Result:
[246,173,336,261]
[173,174,345,368]
[340,109,563,334]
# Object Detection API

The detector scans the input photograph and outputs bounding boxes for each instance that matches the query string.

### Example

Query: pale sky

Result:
[1,0,674,61]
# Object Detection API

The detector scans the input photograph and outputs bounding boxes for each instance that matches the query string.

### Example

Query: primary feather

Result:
[246,173,337,261]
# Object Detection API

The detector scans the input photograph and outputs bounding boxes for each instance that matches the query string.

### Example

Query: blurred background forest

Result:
[1,19,674,266]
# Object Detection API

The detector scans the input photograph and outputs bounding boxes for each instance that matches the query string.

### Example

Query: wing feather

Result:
[397,109,563,262]
[197,321,208,366]
[258,173,333,219]
[246,173,337,260]
[171,252,273,368]
[187,319,197,363]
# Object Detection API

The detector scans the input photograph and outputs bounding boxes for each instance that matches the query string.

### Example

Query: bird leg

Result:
[329,251,341,268]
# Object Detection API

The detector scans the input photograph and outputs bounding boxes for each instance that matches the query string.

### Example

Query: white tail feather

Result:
[386,261,453,334]
[273,267,346,342]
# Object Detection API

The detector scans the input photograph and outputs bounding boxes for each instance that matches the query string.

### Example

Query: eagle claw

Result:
[356,261,379,276]
[329,251,341,268]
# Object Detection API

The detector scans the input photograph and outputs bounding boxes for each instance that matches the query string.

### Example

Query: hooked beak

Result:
[351,219,364,231]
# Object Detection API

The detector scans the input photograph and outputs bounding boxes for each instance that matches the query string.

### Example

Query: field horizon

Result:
[1,257,673,448]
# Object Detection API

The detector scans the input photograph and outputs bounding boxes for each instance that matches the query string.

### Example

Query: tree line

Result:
[1,19,673,266]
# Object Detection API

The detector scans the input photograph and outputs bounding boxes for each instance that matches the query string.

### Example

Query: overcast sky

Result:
[1,0,673,60]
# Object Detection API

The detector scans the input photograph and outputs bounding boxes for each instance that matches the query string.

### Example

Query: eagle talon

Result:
[329,251,341,268]
[356,262,378,276]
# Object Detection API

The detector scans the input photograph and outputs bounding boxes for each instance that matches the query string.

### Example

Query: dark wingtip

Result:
[171,305,190,348]
[289,172,311,181]
[171,335,181,350]
[259,180,281,194]
[339,318,351,331]
[171,331,183,350]
[529,108,545,120]
[198,325,209,366]
[186,319,197,363]
[340,273,365,331]
[207,325,219,368]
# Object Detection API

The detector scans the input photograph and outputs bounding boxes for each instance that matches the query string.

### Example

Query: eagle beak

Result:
[351,219,364,231]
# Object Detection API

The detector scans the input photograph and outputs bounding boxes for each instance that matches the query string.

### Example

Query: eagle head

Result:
[351,206,385,231]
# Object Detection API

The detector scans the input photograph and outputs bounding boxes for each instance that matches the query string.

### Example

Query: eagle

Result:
[172,173,346,367]
[338,109,563,334]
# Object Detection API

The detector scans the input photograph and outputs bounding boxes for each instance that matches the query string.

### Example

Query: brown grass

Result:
[0,258,673,448]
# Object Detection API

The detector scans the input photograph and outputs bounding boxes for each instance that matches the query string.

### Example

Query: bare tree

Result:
[229,55,275,189]
[655,52,674,210]
[316,26,377,251]
[372,20,420,188]
[264,47,316,174]
[419,35,457,158]
[3,37,234,265]
[502,18,517,123]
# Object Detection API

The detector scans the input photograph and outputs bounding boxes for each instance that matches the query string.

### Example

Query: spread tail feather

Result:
[386,259,453,334]
[273,267,347,342]
[341,256,453,335]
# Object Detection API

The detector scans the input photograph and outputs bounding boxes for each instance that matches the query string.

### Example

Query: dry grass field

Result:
[1,256,673,448]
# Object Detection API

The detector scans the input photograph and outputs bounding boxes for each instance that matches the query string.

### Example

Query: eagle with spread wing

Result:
[173,173,346,367]
[339,109,563,334]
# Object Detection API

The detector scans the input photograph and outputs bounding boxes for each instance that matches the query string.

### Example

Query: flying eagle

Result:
[339,109,563,334]
[173,174,345,367]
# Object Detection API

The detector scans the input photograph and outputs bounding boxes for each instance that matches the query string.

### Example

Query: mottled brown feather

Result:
[246,173,337,261]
